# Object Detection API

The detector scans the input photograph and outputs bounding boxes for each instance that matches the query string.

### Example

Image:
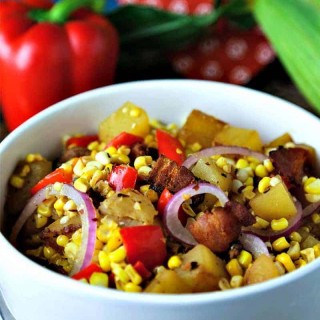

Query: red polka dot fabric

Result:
[118,0,275,85]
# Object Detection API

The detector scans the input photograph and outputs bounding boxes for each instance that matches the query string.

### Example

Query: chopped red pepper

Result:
[156,129,186,165]
[72,263,103,280]
[108,165,138,192]
[120,225,167,271]
[157,188,173,216]
[107,132,144,149]
[31,168,73,194]
[133,261,152,280]
[66,134,99,148]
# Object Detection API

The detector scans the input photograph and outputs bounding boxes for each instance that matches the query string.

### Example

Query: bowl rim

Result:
[1,79,319,304]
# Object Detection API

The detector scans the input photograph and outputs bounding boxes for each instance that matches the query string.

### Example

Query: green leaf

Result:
[253,0,320,114]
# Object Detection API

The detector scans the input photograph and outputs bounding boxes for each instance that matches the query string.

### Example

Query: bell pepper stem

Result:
[29,0,106,24]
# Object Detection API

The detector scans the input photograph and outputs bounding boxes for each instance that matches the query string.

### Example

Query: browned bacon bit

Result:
[187,201,255,253]
[58,146,90,164]
[129,142,159,163]
[269,147,311,187]
[148,155,196,194]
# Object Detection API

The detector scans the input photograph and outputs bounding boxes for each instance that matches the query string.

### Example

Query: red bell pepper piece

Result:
[66,134,99,148]
[0,0,118,131]
[72,263,103,280]
[31,168,73,194]
[133,261,152,280]
[156,129,186,165]
[120,225,167,271]
[20,0,53,9]
[157,188,173,216]
[107,132,144,149]
[108,165,138,192]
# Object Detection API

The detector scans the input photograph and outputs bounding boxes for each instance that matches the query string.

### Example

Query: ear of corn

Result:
[253,0,320,115]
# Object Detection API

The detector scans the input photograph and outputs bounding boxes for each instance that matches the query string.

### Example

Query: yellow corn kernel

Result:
[218,278,231,291]
[276,253,296,272]
[255,164,268,178]
[226,258,243,277]
[43,246,56,259]
[34,214,48,229]
[258,177,271,193]
[74,177,89,193]
[236,168,249,182]
[263,159,274,172]
[190,142,202,152]
[237,250,253,268]
[105,146,117,155]
[304,178,320,194]
[242,186,255,200]
[289,231,302,243]
[63,199,77,211]
[25,247,43,257]
[98,251,111,272]
[271,218,289,231]
[89,170,104,188]
[230,275,244,288]
[216,156,228,168]
[25,153,43,163]
[88,141,100,151]
[244,177,254,187]
[125,265,142,285]
[95,240,104,251]
[287,241,300,260]
[300,248,315,263]
[73,158,85,177]
[10,175,25,189]
[109,246,126,263]
[254,216,270,229]
[111,153,130,165]
[95,151,111,166]
[64,242,78,260]
[123,282,142,293]
[295,258,307,268]
[111,263,130,284]
[311,213,320,224]
[168,255,182,270]
[36,203,52,218]
[56,235,69,247]
[97,225,112,243]
[106,230,122,252]
[313,243,320,258]
[138,166,152,177]
[305,194,320,203]
[134,156,153,170]
[19,164,31,177]
[71,229,82,246]
[274,260,286,275]
[272,237,290,252]
[89,272,109,287]
[235,158,249,169]
[54,197,67,211]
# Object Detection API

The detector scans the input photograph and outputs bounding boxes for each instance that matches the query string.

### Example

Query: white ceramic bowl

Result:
[0,80,319,320]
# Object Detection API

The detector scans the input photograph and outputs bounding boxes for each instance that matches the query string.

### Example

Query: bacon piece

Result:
[148,155,196,193]
[187,201,255,253]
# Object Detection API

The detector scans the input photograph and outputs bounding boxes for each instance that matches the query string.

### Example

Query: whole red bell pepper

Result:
[0,0,118,131]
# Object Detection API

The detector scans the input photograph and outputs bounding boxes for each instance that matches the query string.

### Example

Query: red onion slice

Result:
[163,182,229,246]
[239,232,270,259]
[182,146,268,169]
[243,201,303,241]
[302,200,320,218]
[10,183,97,276]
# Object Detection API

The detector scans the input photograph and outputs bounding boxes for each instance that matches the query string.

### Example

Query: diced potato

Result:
[99,189,157,225]
[144,269,192,294]
[191,157,232,192]
[176,244,228,292]
[178,109,226,148]
[98,102,150,143]
[214,125,263,152]
[244,254,279,285]
[249,180,297,221]
[266,133,293,148]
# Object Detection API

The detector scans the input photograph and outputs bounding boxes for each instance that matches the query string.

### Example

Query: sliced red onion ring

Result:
[182,146,268,169]
[243,201,303,241]
[10,183,97,276]
[163,182,229,246]
[302,200,320,218]
[239,232,270,259]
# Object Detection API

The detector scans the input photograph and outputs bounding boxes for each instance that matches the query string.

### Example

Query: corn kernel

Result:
[270,176,281,187]
[25,153,43,163]
[98,251,111,272]
[63,199,77,211]
[43,246,56,259]
[311,213,320,224]
[295,258,307,268]
[111,153,130,165]
[226,258,243,276]
[216,156,228,168]
[138,166,152,177]
[255,164,268,178]
[73,158,85,176]
[276,253,296,272]
[218,278,231,291]
[305,194,320,203]
[37,203,52,217]
[313,244,320,258]
[74,177,89,193]
[56,235,69,247]
[258,177,271,193]
[123,282,142,293]
[304,177,320,194]
[71,229,82,246]
[300,248,315,263]
[111,263,130,283]
[272,237,290,251]
[106,230,122,252]
[242,186,255,200]
[109,246,126,263]
[263,159,274,172]
[274,260,286,275]
[235,159,249,169]
[125,265,142,285]
[134,156,152,170]
[271,218,289,231]
[168,256,182,269]
[95,151,111,166]
[237,250,252,268]
[287,241,300,260]
[289,231,302,243]
[19,164,31,177]
[230,275,243,288]
[254,216,270,229]
[190,142,202,152]
[97,225,112,243]
[90,170,104,188]
[64,242,78,260]
[89,272,109,287]
[10,175,25,188]
[35,214,48,228]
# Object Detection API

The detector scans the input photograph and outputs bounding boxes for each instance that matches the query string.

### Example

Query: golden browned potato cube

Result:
[98,102,150,143]
[249,180,297,221]
[178,109,226,148]
[191,157,232,192]
[176,244,228,292]
[144,269,192,294]
[244,254,279,285]
[266,133,293,148]
[214,125,263,152]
